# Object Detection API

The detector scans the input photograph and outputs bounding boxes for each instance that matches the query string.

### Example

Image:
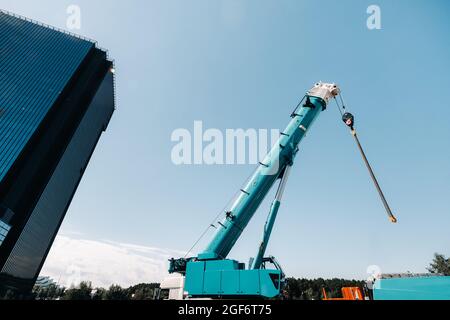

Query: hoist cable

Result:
[334,97,344,117]
[338,92,347,112]
[291,95,307,117]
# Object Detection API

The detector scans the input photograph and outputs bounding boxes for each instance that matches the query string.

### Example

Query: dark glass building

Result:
[0,10,115,296]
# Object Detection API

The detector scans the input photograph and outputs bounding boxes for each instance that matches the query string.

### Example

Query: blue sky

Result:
[1,0,449,285]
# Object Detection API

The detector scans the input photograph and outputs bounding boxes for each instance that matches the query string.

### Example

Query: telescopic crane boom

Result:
[164,82,396,299]
[196,83,339,263]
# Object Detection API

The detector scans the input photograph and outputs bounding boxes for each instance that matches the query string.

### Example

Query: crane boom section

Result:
[199,83,339,260]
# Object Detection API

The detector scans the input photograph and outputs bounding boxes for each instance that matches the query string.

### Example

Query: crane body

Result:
[166,83,340,299]
[162,80,450,301]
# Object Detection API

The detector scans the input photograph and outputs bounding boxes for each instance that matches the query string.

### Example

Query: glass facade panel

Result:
[0,11,114,295]
[0,220,11,246]
[2,73,114,279]
[0,11,93,182]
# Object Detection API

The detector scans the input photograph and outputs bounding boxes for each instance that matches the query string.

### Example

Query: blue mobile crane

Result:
[164,82,398,299]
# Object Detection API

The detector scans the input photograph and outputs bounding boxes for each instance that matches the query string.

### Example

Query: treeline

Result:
[33,278,363,300]
[284,252,450,300]
[283,278,365,300]
[28,252,450,300]
[33,282,163,300]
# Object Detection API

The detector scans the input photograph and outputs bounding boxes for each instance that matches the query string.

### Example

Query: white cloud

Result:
[39,235,184,289]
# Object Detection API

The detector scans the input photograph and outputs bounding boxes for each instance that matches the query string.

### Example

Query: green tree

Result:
[427,253,450,275]
[33,283,64,300]
[91,287,107,300]
[63,281,93,300]
[104,284,127,300]
[284,278,300,300]
[281,277,365,300]
[128,283,160,300]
